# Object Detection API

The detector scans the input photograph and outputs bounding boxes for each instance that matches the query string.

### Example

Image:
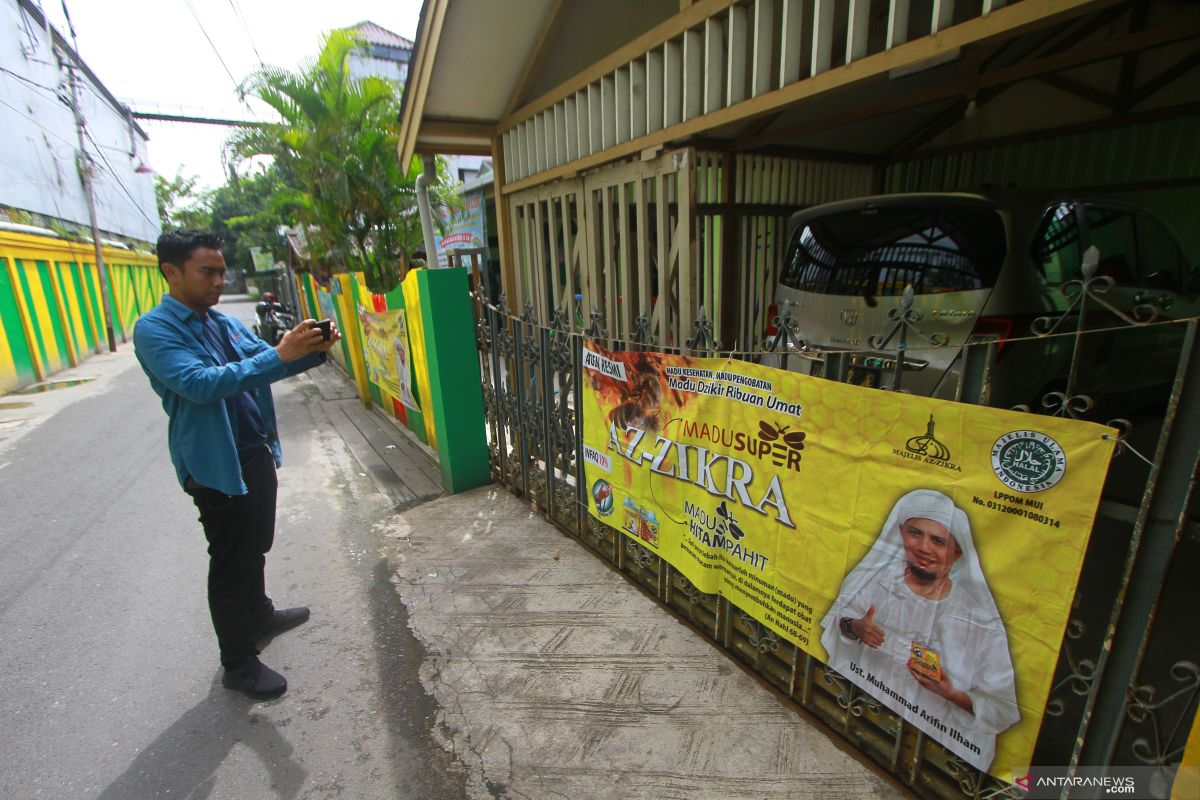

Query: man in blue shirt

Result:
[135,230,339,699]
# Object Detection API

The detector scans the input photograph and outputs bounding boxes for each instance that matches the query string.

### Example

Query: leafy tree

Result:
[154,168,212,230]
[208,164,289,275]
[226,30,457,292]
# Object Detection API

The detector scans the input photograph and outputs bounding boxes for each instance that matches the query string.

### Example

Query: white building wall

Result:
[0,0,159,242]
[347,52,407,86]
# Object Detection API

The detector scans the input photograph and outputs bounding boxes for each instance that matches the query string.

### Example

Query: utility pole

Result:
[58,45,118,353]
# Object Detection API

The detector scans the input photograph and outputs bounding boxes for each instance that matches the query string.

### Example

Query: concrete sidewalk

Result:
[324,364,896,799]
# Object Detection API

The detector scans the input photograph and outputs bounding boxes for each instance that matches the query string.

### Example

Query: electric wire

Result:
[82,128,159,229]
[179,0,249,106]
[227,0,264,66]
[0,65,62,98]
[0,95,77,148]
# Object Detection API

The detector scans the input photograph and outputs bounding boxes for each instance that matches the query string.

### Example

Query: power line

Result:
[179,0,242,94]
[82,128,158,229]
[227,0,263,65]
[0,94,77,148]
[0,65,62,98]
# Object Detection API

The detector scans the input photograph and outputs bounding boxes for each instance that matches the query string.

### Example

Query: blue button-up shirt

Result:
[134,294,324,495]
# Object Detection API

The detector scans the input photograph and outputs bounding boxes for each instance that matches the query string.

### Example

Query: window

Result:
[779,202,1006,297]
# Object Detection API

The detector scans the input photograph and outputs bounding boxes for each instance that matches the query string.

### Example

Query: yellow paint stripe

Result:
[22,262,64,374]
[46,261,79,367]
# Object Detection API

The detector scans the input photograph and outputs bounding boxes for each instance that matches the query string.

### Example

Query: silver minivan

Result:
[771,192,1198,413]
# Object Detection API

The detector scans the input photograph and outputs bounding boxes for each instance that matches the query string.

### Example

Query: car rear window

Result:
[778,202,1007,296]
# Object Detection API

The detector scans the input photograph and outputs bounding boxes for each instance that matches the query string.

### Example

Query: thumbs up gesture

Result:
[853,606,886,649]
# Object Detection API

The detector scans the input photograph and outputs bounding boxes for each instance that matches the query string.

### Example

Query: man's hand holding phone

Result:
[276,319,341,362]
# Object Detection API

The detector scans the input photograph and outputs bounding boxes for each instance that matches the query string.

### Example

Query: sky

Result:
[41,0,424,191]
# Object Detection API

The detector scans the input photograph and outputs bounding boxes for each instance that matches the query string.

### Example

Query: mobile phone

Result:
[313,319,332,341]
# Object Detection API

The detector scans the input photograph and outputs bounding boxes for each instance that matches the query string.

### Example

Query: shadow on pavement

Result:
[95,681,306,800]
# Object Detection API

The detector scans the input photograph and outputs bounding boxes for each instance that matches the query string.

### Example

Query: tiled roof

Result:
[346,21,414,49]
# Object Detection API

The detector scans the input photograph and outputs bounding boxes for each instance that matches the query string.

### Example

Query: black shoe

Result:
[222,657,287,700]
[258,607,310,642]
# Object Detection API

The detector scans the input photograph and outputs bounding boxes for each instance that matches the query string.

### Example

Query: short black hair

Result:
[157,229,223,270]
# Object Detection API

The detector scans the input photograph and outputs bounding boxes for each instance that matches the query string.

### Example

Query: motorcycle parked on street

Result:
[253,292,295,345]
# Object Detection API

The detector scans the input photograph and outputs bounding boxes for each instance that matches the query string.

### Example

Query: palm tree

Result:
[227,30,457,292]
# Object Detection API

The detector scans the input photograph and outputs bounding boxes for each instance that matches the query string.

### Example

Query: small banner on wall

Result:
[580,342,1115,780]
[358,306,419,411]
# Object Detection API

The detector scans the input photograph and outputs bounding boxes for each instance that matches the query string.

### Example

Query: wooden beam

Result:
[897,100,1200,160]
[739,15,1200,150]
[414,143,494,157]
[419,119,497,141]
[1127,48,1200,108]
[502,0,739,131]
[399,0,449,167]
[501,0,1123,195]
[503,0,571,117]
[1038,74,1117,108]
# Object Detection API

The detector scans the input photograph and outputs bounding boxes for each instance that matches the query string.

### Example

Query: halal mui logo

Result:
[991,430,1067,493]
[894,415,961,472]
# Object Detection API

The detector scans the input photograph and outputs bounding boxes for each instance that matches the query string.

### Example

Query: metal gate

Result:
[469,158,1200,798]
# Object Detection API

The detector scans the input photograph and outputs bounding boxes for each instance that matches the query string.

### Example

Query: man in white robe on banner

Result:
[820,489,1019,772]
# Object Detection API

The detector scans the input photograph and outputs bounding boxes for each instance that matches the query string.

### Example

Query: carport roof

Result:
[399,0,1200,181]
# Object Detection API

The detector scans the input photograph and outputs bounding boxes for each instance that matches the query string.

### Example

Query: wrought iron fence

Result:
[466,246,1200,799]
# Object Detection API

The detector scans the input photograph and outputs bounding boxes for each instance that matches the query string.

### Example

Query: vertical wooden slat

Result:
[602,186,618,333]
[555,103,567,167]
[502,131,515,183]
[677,153,695,353]
[535,112,547,173]
[888,0,911,50]
[564,96,578,162]
[635,177,651,329]
[682,28,703,121]
[655,171,670,346]
[533,199,548,322]
[547,195,562,317]
[932,0,955,33]
[510,202,526,310]
[630,58,647,139]
[780,0,806,86]
[704,17,725,115]
[663,40,683,127]
[646,50,664,132]
[983,0,1007,12]
[526,119,538,176]
[846,0,871,63]
[583,187,602,325]
[587,83,601,156]
[727,3,748,105]
[811,0,834,75]
[544,110,557,168]
[615,66,631,144]
[617,182,632,336]
[576,90,589,158]
[601,75,616,150]
[562,192,577,316]
[752,0,776,97]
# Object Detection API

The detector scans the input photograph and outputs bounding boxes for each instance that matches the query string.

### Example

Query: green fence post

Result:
[416,268,490,494]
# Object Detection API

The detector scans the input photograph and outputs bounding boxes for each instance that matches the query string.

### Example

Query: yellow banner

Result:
[581,342,1115,780]
[359,307,419,410]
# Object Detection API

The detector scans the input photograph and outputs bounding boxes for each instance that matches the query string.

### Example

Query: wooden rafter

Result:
[1127,48,1200,108]
[503,0,572,117]
[1038,74,1117,108]
[737,18,1200,151]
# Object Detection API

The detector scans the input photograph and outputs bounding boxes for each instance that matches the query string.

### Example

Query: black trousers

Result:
[185,446,277,669]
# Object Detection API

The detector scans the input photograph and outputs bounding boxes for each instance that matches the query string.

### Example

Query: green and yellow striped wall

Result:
[0,230,162,394]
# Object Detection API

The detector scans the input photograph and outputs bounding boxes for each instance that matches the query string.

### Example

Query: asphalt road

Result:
[0,296,469,800]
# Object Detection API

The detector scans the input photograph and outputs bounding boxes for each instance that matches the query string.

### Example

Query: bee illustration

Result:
[609,358,662,433]
[758,421,806,451]
[715,500,745,541]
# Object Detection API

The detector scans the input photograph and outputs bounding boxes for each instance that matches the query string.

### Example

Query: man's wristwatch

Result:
[839,616,860,641]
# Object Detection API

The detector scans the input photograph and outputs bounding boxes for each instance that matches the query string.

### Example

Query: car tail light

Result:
[765,303,779,339]
[972,316,1013,354]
